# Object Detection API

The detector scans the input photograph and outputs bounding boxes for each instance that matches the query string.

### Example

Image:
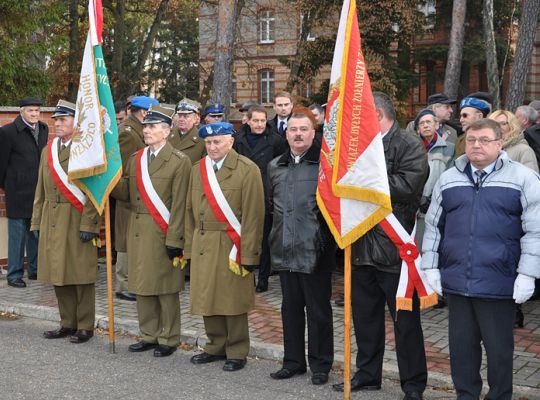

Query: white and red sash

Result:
[136,148,170,235]
[200,156,242,271]
[47,138,86,214]
[379,214,438,310]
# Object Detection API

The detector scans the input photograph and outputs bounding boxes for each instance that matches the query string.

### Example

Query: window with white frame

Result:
[259,10,275,43]
[259,69,275,104]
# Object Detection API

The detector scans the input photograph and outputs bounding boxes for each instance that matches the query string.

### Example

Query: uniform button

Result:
[200,231,204,235]
[136,196,140,200]
[135,215,139,219]
[135,234,139,237]
[52,205,57,209]
[199,252,203,255]
[51,224,55,228]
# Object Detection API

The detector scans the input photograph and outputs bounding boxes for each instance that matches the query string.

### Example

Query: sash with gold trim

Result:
[200,156,247,277]
[47,138,86,214]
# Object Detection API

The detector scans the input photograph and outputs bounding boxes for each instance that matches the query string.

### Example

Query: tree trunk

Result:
[506,0,540,111]
[211,0,243,116]
[482,0,500,109]
[443,0,467,100]
[110,0,125,98]
[67,0,80,101]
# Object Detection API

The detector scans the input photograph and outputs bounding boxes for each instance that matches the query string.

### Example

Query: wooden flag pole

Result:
[344,245,352,399]
[104,198,116,353]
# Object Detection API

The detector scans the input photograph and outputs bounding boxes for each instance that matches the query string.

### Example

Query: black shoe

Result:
[129,340,158,352]
[8,279,26,288]
[333,375,381,392]
[334,295,344,307]
[223,359,246,371]
[403,391,423,400]
[43,327,76,339]
[190,352,227,364]
[69,329,94,344]
[115,291,137,301]
[28,275,37,280]
[311,372,329,385]
[256,280,268,293]
[515,304,524,328]
[270,367,307,379]
[154,345,177,357]
[433,296,447,309]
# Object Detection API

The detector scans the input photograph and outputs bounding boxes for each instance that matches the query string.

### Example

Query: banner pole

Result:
[104,198,116,353]
[344,245,352,399]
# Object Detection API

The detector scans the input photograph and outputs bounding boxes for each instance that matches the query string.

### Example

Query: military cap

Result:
[427,93,456,105]
[459,97,491,115]
[204,103,225,116]
[19,96,42,107]
[142,105,175,126]
[131,96,159,110]
[239,100,260,112]
[51,100,76,118]
[199,122,234,138]
[414,109,436,130]
[176,98,200,114]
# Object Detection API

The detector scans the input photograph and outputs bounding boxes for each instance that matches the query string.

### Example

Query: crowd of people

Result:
[0,89,539,400]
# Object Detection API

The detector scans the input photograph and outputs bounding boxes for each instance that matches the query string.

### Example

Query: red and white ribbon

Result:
[47,138,86,214]
[200,156,241,267]
[379,213,438,311]
[136,148,170,235]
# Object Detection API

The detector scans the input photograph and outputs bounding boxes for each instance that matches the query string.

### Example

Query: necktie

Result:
[61,144,66,151]
[474,169,486,184]
[148,151,155,167]
[279,120,285,135]
[32,125,39,145]
[213,163,219,173]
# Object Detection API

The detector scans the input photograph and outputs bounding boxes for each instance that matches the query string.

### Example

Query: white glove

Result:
[424,269,442,296]
[513,274,536,304]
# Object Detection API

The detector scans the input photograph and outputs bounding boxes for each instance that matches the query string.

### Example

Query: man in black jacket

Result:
[0,97,49,288]
[233,105,286,292]
[267,109,335,386]
[267,92,294,138]
[333,92,429,400]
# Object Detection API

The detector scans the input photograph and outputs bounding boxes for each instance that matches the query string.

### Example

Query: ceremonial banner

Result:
[316,0,437,311]
[316,0,391,249]
[68,0,121,215]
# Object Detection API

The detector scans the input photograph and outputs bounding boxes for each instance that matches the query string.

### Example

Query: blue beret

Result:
[459,97,490,115]
[131,96,159,110]
[414,109,436,130]
[199,122,234,138]
[204,103,225,115]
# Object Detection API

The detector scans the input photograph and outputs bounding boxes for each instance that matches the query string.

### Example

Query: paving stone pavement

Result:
[1,263,539,398]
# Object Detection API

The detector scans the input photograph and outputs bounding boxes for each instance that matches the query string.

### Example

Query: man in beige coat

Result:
[113,105,191,357]
[185,122,265,371]
[31,100,101,344]
[168,99,206,165]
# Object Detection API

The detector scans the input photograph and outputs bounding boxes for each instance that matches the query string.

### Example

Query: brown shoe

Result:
[69,329,94,344]
[43,327,76,339]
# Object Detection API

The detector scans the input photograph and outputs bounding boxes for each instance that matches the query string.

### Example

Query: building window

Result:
[259,69,275,104]
[298,82,312,99]
[259,10,275,44]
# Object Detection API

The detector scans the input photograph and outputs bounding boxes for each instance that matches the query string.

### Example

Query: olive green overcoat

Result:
[185,150,265,316]
[31,141,100,286]
[113,142,192,295]
[168,125,206,165]
[115,114,145,251]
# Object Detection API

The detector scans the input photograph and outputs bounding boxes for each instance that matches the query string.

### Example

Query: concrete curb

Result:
[1,301,536,398]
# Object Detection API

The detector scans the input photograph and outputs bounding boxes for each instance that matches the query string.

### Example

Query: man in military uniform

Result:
[186,122,265,371]
[115,95,159,301]
[112,106,192,357]
[203,103,225,124]
[168,99,206,165]
[31,100,100,344]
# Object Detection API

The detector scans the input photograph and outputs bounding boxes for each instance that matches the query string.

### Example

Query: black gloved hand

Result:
[166,246,183,260]
[80,231,97,243]
[242,265,258,273]
[31,230,39,240]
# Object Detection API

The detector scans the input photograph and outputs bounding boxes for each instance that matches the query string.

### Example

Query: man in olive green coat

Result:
[31,100,101,344]
[185,122,265,372]
[168,99,206,165]
[115,95,159,301]
[113,105,192,358]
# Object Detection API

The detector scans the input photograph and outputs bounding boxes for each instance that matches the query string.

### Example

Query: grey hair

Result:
[372,92,396,120]
[516,105,538,124]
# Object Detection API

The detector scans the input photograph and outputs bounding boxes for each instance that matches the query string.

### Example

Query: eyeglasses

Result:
[460,112,481,119]
[418,120,434,126]
[465,137,501,145]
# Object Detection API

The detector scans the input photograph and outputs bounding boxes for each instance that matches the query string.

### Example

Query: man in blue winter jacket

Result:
[422,118,540,400]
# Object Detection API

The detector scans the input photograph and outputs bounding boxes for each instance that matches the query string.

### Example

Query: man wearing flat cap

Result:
[169,98,206,165]
[115,95,159,302]
[203,103,225,124]
[0,96,48,288]
[186,122,265,372]
[112,105,192,357]
[31,100,100,344]
[454,96,491,158]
